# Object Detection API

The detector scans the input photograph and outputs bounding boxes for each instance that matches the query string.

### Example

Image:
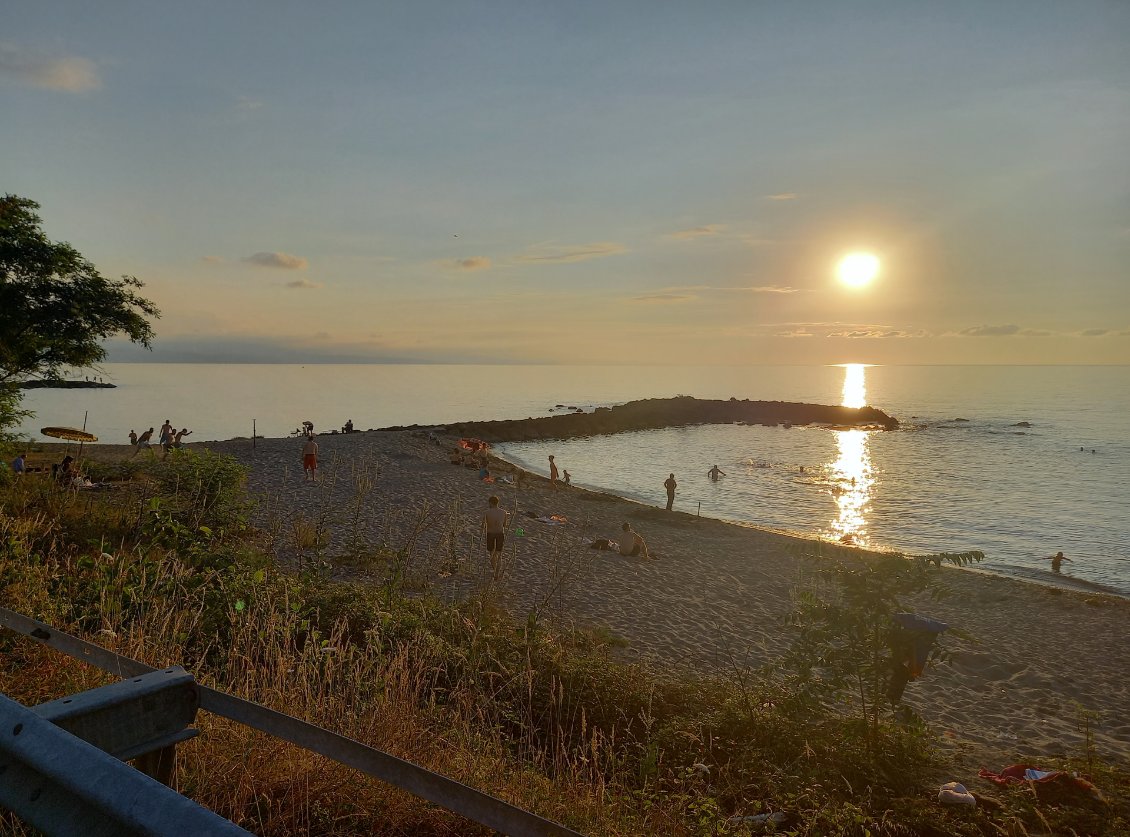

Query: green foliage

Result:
[0,385,31,441]
[0,194,159,431]
[785,546,983,747]
[146,449,250,532]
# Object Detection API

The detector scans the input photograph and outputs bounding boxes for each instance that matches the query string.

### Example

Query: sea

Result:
[15,364,1130,594]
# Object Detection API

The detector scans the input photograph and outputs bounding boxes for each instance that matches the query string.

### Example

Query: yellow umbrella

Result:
[40,426,98,443]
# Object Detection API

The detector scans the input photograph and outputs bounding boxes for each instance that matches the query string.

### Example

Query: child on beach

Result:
[563,469,571,486]
[1045,551,1072,574]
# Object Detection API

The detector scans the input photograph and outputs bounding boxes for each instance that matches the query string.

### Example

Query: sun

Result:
[837,252,880,288]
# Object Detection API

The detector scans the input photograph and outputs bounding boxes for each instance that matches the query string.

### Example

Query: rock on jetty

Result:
[385,395,898,442]
[18,380,115,389]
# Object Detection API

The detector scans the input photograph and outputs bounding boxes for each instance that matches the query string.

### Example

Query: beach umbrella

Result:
[40,426,99,460]
[40,427,98,443]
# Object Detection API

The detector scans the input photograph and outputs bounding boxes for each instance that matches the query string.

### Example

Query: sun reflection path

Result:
[829,364,874,545]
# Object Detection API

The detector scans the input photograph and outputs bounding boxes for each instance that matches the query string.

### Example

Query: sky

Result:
[3,1,1129,365]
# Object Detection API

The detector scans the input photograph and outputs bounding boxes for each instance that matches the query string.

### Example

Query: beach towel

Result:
[978,764,1106,803]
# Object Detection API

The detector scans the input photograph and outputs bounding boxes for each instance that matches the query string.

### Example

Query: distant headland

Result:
[17,380,116,389]
[384,395,899,442]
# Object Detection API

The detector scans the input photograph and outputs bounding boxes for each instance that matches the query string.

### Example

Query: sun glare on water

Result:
[837,252,880,288]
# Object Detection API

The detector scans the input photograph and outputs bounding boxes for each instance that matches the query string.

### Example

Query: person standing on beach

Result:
[483,495,509,579]
[128,429,137,446]
[664,473,677,511]
[563,469,571,487]
[302,436,319,481]
[158,419,173,447]
[549,455,559,490]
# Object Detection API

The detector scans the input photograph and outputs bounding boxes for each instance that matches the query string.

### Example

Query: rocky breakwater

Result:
[392,396,899,443]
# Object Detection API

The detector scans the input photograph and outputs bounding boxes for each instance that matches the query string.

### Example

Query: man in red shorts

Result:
[302,436,319,481]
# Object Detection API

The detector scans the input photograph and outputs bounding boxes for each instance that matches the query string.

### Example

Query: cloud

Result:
[1080,328,1109,337]
[959,324,1020,337]
[827,328,921,339]
[0,46,100,92]
[775,329,815,338]
[631,293,695,303]
[285,278,323,289]
[243,251,308,270]
[454,256,491,271]
[765,193,798,201]
[1019,328,1053,337]
[236,96,264,111]
[516,242,627,264]
[201,255,224,264]
[668,284,802,295]
[669,224,727,240]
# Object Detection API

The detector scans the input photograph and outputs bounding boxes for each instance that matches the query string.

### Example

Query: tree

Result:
[0,195,159,433]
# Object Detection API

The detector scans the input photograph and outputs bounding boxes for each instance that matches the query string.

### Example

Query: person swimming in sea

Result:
[707,464,726,481]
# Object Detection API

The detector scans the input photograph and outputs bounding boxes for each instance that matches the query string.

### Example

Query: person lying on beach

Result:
[619,522,651,559]
[1045,551,1072,574]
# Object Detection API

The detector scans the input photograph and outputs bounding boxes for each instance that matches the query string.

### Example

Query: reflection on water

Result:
[830,364,874,545]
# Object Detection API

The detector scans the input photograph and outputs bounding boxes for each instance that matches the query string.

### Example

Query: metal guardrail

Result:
[0,606,585,837]
[0,688,252,837]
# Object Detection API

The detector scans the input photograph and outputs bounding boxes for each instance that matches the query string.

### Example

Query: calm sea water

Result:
[16,364,1130,593]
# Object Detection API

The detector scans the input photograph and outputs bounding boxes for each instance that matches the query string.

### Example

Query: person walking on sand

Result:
[708,464,727,481]
[619,522,650,559]
[664,473,677,511]
[128,429,137,446]
[548,455,559,490]
[302,436,319,481]
[563,469,571,487]
[173,427,193,448]
[158,419,173,447]
[483,495,509,579]
[1045,551,1072,574]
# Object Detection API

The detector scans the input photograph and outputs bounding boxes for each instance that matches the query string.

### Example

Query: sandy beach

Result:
[80,430,1130,770]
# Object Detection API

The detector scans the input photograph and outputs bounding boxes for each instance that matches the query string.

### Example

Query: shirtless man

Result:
[548,455,559,490]
[302,436,319,481]
[132,427,155,458]
[708,464,727,481]
[483,495,509,578]
[664,473,677,510]
[619,522,650,559]
[158,419,173,447]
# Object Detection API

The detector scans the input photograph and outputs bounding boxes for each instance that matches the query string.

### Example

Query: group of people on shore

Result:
[130,419,192,458]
